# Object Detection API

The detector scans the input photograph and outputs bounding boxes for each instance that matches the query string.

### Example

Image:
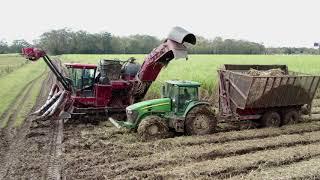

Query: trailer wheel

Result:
[185,105,216,135]
[301,104,310,115]
[261,111,281,127]
[282,109,300,125]
[137,116,169,141]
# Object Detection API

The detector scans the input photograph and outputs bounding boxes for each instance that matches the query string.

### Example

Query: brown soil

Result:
[231,155,320,179]
[0,73,50,179]
[60,116,320,179]
[0,60,64,179]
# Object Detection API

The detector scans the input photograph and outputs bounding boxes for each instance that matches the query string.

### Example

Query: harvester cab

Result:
[110,80,217,140]
[64,63,97,97]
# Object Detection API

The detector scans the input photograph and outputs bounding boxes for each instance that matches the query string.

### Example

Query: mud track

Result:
[0,70,46,177]
[232,155,320,179]
[0,59,65,179]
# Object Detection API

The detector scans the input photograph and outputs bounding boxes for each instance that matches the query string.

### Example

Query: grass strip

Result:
[0,61,46,117]
[14,74,46,127]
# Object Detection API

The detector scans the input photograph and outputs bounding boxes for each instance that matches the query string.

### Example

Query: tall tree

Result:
[38,28,72,54]
[9,39,31,53]
[0,40,9,54]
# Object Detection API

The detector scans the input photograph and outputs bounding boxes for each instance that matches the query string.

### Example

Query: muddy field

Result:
[0,64,62,179]
[2,71,320,179]
[61,117,320,179]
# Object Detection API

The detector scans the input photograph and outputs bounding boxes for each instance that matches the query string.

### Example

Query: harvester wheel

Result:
[261,111,281,127]
[282,109,300,125]
[185,105,216,135]
[137,116,169,141]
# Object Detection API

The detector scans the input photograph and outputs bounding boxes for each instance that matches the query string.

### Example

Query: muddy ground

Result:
[2,71,320,179]
[0,64,63,179]
[61,116,320,179]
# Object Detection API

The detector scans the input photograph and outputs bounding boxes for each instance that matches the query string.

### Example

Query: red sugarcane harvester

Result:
[21,27,196,122]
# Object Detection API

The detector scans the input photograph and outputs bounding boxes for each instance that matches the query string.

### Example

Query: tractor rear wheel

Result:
[282,109,300,125]
[185,105,216,135]
[137,116,169,141]
[261,111,281,127]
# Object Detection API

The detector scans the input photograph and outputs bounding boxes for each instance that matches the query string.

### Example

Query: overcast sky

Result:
[0,0,319,47]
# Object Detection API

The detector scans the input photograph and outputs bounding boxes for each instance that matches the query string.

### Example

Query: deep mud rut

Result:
[2,66,320,179]
[0,60,64,179]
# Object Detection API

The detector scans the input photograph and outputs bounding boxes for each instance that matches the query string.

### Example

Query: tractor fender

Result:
[183,101,211,118]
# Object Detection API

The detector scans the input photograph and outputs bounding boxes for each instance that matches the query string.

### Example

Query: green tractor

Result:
[109,80,217,140]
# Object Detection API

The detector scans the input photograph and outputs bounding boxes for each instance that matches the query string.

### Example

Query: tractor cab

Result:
[162,80,200,114]
[65,63,97,97]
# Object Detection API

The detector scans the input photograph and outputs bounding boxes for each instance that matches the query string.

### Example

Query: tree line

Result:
[0,39,31,54]
[0,28,318,55]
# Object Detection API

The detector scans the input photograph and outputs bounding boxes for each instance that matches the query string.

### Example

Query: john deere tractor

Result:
[109,80,217,140]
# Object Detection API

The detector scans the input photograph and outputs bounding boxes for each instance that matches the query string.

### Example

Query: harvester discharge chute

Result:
[21,26,196,121]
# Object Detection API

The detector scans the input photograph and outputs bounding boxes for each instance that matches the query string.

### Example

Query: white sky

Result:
[0,0,319,47]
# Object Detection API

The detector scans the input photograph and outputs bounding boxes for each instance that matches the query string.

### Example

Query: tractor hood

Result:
[126,98,171,111]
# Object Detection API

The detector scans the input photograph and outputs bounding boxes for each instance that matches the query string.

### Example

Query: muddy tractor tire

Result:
[185,105,217,135]
[137,116,169,141]
[282,109,300,125]
[261,111,281,127]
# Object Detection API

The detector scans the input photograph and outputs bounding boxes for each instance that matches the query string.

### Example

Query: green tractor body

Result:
[110,80,217,139]
[120,98,172,129]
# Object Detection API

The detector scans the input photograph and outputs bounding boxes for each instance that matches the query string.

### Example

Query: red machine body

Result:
[71,81,131,108]
[22,27,197,121]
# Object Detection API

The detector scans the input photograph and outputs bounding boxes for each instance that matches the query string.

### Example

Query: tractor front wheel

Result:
[137,116,169,141]
[185,105,216,135]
